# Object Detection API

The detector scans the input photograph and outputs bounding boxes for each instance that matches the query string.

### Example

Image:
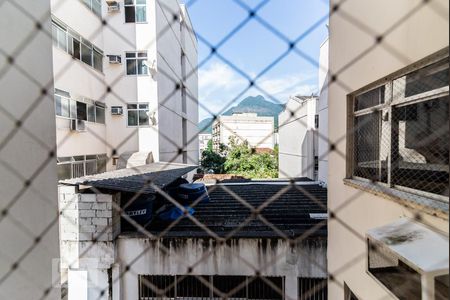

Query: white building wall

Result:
[328,0,449,299]
[0,1,60,298]
[278,97,318,179]
[117,238,327,300]
[51,0,108,159]
[317,38,329,186]
[213,114,275,150]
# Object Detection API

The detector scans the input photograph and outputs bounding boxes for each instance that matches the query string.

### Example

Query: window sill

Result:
[343,178,449,220]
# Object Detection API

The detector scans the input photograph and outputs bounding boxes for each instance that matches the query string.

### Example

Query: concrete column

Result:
[421,274,435,300]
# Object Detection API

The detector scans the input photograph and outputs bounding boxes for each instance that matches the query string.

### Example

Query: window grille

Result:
[349,54,449,201]
[138,275,285,300]
[298,278,327,300]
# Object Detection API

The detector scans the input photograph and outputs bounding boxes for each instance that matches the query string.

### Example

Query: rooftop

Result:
[61,162,197,194]
[124,180,327,239]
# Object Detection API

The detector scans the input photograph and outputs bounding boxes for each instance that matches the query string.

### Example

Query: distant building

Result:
[212,113,275,151]
[198,133,212,156]
[278,96,318,179]
[317,38,329,186]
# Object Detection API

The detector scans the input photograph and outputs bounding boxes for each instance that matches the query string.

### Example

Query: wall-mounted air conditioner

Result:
[107,55,122,64]
[106,1,120,12]
[70,119,87,132]
[111,106,124,115]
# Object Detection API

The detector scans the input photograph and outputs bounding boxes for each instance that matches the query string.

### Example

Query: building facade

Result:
[317,37,329,186]
[51,0,199,180]
[212,113,275,151]
[278,96,318,179]
[327,0,449,299]
[198,133,212,156]
[0,1,60,298]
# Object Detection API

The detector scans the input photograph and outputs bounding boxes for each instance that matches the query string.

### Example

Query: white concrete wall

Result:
[317,39,329,186]
[0,1,60,298]
[328,0,449,299]
[278,97,318,179]
[51,0,108,159]
[213,114,275,150]
[156,0,199,165]
[117,237,327,300]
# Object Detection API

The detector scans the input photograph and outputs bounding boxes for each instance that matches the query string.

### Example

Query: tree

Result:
[224,137,278,179]
[200,140,226,174]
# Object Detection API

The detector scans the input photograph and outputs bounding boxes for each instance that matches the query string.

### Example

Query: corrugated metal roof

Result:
[60,162,197,194]
[144,182,328,238]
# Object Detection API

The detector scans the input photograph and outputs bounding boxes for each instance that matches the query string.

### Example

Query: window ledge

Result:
[343,178,449,220]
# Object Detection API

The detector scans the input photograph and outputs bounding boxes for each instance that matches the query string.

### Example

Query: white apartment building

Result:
[278,96,318,179]
[198,133,211,156]
[317,37,329,186]
[328,0,449,299]
[51,0,199,180]
[212,113,275,151]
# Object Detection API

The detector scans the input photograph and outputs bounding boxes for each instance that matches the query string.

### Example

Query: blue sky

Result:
[184,0,329,120]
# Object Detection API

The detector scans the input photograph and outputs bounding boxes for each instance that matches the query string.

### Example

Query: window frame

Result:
[347,48,449,203]
[51,17,104,73]
[124,0,147,23]
[126,102,150,127]
[81,0,102,18]
[125,51,149,76]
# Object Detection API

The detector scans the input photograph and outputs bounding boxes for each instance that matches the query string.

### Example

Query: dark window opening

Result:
[298,277,327,300]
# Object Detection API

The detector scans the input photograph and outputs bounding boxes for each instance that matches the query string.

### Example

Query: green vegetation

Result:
[200,138,278,179]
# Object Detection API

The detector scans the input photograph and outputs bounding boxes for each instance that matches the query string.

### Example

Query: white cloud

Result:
[198,61,318,120]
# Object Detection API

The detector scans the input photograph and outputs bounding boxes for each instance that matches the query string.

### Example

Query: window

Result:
[51,18,103,72]
[298,278,327,300]
[81,0,102,17]
[126,51,148,75]
[138,275,284,300]
[57,154,108,180]
[125,0,147,23]
[127,103,150,126]
[54,90,106,124]
[349,53,449,200]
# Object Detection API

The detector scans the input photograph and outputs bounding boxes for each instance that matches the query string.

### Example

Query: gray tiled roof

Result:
[130,181,328,239]
[61,162,197,194]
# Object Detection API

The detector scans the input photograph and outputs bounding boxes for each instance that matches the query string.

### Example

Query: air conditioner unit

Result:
[107,55,122,64]
[111,106,123,115]
[106,1,120,12]
[70,119,87,132]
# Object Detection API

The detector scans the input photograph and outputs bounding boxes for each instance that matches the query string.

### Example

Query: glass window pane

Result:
[81,43,93,66]
[125,6,136,23]
[56,96,70,118]
[77,102,87,121]
[137,52,147,58]
[139,110,149,126]
[92,0,101,17]
[136,0,146,4]
[392,96,449,196]
[57,27,67,51]
[126,59,137,75]
[394,60,449,99]
[96,106,105,124]
[70,100,77,119]
[137,59,148,75]
[353,112,382,181]
[126,52,136,58]
[127,104,138,109]
[139,104,148,109]
[124,0,134,4]
[52,24,58,47]
[128,110,138,126]
[57,164,72,180]
[136,6,147,22]
[88,103,96,122]
[72,38,81,60]
[355,86,385,111]
[93,50,103,72]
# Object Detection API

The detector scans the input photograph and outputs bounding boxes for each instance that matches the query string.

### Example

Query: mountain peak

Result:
[199,95,285,133]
